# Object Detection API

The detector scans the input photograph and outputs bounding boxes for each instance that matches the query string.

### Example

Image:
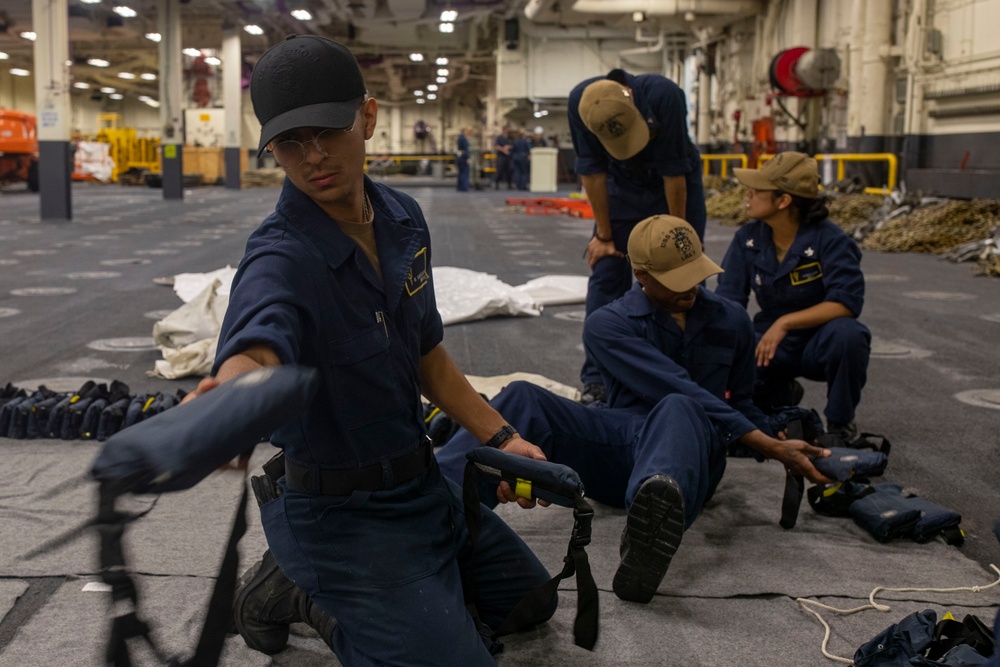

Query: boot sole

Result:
[613,476,685,604]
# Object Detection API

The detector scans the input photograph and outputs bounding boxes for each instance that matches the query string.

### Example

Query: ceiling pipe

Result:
[571,0,761,15]
[523,0,558,22]
[519,21,636,41]
[619,28,665,59]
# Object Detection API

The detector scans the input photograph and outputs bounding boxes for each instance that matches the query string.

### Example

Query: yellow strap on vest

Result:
[515,478,532,500]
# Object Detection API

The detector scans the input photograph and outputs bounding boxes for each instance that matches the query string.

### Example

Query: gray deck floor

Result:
[0,181,998,666]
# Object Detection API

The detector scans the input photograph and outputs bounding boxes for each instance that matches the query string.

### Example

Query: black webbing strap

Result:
[96,458,251,666]
[779,418,806,530]
[97,476,175,667]
[461,460,599,651]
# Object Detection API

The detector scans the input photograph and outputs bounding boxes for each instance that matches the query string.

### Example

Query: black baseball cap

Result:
[251,35,367,156]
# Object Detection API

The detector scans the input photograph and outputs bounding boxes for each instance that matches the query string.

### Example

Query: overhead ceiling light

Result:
[140,72,157,80]
[426,84,438,92]
[438,22,454,33]
[204,56,221,66]
[440,10,458,21]
[66,60,73,66]
[100,86,116,93]
[435,57,448,65]
[414,90,423,96]
[20,32,37,41]
[109,93,124,100]
[416,98,426,104]
[436,68,449,77]
[426,93,437,100]
[0,52,8,60]
[436,76,446,83]
[73,82,90,89]
[88,58,110,67]
[113,6,137,17]
[409,53,424,62]
[138,95,160,107]
[81,0,101,3]
[145,32,161,42]
[244,24,264,36]
[182,48,202,57]
[10,68,30,77]
[117,72,136,79]
[290,9,312,21]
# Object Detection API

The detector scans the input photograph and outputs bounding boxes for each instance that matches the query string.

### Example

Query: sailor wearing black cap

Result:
[186,35,555,665]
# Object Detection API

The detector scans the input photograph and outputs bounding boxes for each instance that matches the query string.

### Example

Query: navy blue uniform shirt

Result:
[716,218,865,333]
[568,72,701,223]
[583,284,771,444]
[214,177,443,470]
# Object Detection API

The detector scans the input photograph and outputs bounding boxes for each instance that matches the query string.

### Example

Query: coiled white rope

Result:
[795,563,1000,665]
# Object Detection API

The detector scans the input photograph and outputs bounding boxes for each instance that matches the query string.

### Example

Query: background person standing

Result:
[456,126,471,192]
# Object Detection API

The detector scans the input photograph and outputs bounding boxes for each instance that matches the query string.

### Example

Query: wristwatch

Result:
[483,424,519,448]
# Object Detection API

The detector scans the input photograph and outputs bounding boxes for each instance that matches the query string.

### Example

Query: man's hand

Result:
[586,236,623,268]
[755,319,789,367]
[495,436,551,509]
[771,438,834,485]
[180,376,220,405]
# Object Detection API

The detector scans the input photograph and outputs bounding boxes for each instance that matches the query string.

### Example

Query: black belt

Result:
[284,439,434,496]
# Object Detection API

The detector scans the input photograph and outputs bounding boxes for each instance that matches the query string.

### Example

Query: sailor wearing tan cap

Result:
[717,152,871,442]
[437,215,831,605]
[568,69,707,407]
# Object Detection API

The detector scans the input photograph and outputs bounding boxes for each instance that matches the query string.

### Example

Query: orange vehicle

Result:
[0,109,39,191]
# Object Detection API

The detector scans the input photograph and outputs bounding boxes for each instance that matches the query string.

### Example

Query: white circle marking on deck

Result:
[87,337,158,352]
[10,287,78,296]
[954,389,1000,411]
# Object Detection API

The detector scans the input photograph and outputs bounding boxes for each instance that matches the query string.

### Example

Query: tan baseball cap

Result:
[733,151,819,198]
[627,215,723,292]
[578,79,650,161]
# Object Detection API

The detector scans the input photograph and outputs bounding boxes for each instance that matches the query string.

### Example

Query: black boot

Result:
[613,475,685,603]
[234,549,337,654]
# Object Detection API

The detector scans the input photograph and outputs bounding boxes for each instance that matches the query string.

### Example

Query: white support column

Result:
[846,0,866,137]
[697,64,711,147]
[222,27,242,189]
[859,0,894,138]
[158,0,184,199]
[32,0,72,220]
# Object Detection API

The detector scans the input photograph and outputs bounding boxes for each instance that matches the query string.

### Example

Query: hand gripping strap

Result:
[462,447,599,651]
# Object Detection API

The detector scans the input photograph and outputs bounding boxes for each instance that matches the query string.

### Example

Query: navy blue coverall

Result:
[493,133,513,189]
[511,135,532,191]
[214,177,553,666]
[715,218,871,425]
[437,285,771,529]
[568,71,707,386]
[456,133,470,192]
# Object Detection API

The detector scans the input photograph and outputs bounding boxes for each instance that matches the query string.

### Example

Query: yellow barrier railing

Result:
[757,153,896,195]
[814,153,897,195]
[701,153,748,177]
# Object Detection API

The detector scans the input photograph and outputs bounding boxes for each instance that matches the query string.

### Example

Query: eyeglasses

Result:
[268,107,363,167]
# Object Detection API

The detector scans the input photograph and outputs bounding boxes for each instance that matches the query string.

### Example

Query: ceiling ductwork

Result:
[570,0,761,15]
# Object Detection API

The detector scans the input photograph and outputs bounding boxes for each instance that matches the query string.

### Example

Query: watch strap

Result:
[483,424,518,448]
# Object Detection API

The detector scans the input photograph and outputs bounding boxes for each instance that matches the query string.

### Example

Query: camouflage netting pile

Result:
[828,194,886,236]
[704,181,748,226]
[861,199,1000,254]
